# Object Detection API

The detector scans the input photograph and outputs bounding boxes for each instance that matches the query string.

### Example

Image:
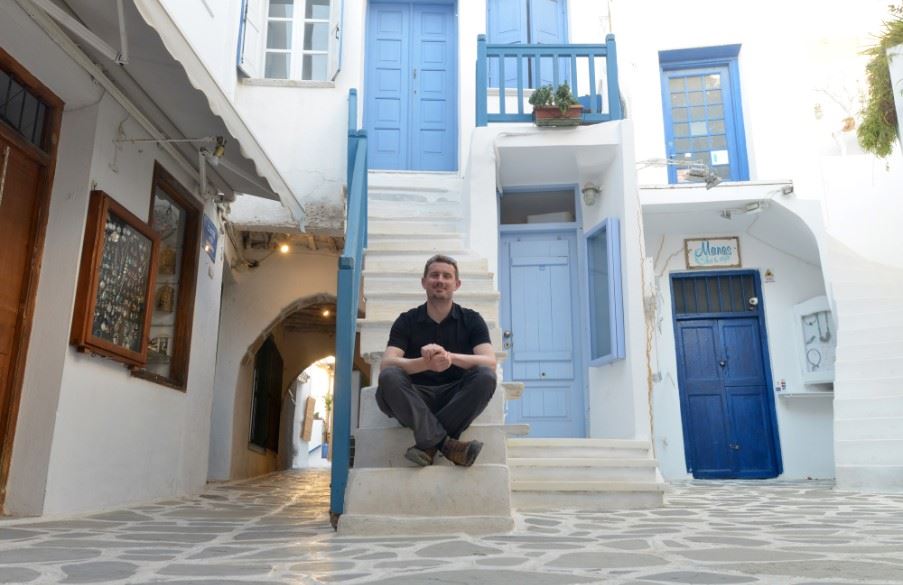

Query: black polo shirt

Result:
[387,303,491,386]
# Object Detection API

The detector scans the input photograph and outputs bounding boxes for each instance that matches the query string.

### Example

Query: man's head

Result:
[422,254,461,301]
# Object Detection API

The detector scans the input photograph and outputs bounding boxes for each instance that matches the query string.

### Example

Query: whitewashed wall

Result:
[643,224,834,480]
[3,1,226,515]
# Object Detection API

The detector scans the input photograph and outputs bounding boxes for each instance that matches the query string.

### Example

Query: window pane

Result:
[706,89,722,104]
[303,54,328,80]
[711,134,727,148]
[673,123,690,137]
[147,188,187,380]
[670,92,687,107]
[674,138,692,152]
[589,227,612,359]
[265,52,291,78]
[689,106,706,121]
[710,120,725,134]
[705,74,721,89]
[686,76,703,91]
[304,22,329,50]
[688,91,704,106]
[671,107,688,122]
[692,137,710,150]
[267,21,292,49]
[689,121,707,136]
[709,104,724,119]
[668,77,685,91]
[269,0,294,17]
[306,0,330,19]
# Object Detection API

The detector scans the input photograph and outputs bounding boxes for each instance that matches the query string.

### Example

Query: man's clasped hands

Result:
[421,343,452,372]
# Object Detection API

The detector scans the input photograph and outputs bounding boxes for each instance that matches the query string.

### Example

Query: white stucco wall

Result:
[3,1,227,514]
[209,252,337,480]
[644,223,834,480]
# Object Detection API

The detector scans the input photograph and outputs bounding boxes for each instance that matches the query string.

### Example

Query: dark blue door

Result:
[675,317,779,478]
[365,2,457,171]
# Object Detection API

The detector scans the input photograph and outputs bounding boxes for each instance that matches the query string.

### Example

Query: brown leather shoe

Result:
[440,437,483,467]
[404,445,437,467]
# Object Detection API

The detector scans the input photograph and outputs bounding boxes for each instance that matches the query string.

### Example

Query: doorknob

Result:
[719,360,726,367]
[502,330,512,350]
[503,330,512,338]
[728,443,740,450]
[412,68,417,79]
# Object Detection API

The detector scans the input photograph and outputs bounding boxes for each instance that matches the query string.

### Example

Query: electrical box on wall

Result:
[792,295,836,385]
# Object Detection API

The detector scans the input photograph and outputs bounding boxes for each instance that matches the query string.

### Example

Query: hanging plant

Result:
[857,3,903,157]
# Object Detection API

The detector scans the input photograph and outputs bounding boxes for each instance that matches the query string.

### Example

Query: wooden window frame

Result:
[131,163,202,391]
[0,47,63,510]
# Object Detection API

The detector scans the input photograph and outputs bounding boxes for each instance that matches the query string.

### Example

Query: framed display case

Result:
[792,295,836,385]
[70,190,160,367]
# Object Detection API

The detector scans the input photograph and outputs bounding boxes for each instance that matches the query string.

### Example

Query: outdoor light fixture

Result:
[322,309,331,317]
[637,158,723,190]
[278,242,290,254]
[720,200,770,220]
[581,182,601,206]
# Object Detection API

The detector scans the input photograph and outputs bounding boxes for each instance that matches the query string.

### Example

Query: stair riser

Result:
[511,491,663,510]
[839,343,903,361]
[344,465,511,516]
[366,301,498,322]
[353,425,509,468]
[369,201,461,219]
[368,172,462,193]
[832,281,903,297]
[838,312,903,329]
[835,440,903,465]
[835,396,903,419]
[836,298,903,314]
[834,418,903,441]
[368,219,462,234]
[365,257,488,273]
[833,379,903,399]
[509,466,657,482]
[507,446,651,459]
[834,359,903,379]
[366,239,465,252]
[358,383,506,429]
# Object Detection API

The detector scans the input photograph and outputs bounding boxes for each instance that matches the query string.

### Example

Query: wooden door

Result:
[0,48,63,507]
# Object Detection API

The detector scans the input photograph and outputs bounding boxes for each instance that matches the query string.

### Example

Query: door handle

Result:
[412,68,417,79]
[728,443,740,450]
[503,330,512,338]
[719,360,726,367]
[502,330,512,350]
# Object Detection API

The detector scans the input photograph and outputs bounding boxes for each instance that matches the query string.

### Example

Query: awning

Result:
[32,0,303,222]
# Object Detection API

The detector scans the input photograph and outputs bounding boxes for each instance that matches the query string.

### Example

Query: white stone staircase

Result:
[340,172,520,535]
[830,240,903,492]
[507,438,666,509]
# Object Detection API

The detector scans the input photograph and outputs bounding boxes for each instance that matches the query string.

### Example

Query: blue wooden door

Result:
[675,317,779,478]
[501,231,584,437]
[365,2,456,171]
[487,0,568,88]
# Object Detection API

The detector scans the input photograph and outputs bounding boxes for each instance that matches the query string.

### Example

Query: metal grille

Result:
[0,69,49,150]
[673,273,755,315]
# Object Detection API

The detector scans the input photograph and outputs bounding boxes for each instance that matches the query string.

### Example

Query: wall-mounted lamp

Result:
[278,242,291,254]
[720,200,770,220]
[637,158,723,190]
[581,182,601,206]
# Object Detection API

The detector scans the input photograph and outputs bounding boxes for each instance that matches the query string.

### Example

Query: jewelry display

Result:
[792,296,836,385]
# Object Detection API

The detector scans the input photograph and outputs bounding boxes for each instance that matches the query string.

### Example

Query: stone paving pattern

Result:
[1,470,902,584]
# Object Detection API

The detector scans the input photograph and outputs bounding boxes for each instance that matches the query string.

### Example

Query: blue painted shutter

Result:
[487,0,527,88]
[237,0,264,78]
[529,0,568,86]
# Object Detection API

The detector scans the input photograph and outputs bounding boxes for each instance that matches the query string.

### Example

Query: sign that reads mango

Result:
[684,237,741,269]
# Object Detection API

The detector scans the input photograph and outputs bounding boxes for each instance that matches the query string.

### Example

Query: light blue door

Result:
[501,231,585,437]
[487,0,568,88]
[365,2,457,171]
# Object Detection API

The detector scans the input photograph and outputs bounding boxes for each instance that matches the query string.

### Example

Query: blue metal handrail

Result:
[330,89,367,527]
[476,33,622,126]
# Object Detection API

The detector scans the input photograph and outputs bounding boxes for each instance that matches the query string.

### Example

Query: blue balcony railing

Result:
[476,34,622,126]
[330,89,367,527]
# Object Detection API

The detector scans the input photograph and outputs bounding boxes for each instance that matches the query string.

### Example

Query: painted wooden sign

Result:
[684,237,741,269]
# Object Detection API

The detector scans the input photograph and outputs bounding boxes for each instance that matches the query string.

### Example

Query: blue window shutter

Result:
[238,0,264,78]
[528,0,569,87]
[487,0,527,88]
[585,217,625,365]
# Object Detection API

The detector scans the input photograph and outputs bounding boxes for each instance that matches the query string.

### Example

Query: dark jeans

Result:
[375,366,497,450]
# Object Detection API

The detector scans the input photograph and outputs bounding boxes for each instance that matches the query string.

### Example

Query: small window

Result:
[659,45,749,183]
[0,68,50,150]
[132,164,201,390]
[250,337,284,451]
[240,0,335,81]
[586,217,625,365]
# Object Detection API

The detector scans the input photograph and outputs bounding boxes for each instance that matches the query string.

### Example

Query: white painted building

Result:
[1,0,901,521]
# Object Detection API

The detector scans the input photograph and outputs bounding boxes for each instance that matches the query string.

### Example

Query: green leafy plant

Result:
[529,82,579,114]
[858,3,903,157]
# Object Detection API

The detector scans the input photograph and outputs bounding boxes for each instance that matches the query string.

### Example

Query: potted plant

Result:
[857,3,903,157]
[529,82,583,126]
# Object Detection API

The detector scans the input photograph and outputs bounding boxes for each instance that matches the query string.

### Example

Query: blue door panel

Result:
[529,0,569,86]
[365,2,456,171]
[673,287,780,479]
[502,231,584,437]
[487,0,568,88]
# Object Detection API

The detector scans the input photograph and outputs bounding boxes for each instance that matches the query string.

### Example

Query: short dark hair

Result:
[423,254,459,279]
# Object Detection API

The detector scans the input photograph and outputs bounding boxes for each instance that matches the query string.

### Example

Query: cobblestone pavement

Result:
[2,469,903,584]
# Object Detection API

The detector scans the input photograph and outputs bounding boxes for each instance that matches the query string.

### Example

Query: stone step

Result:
[839,339,903,361]
[837,326,903,347]
[835,464,903,493]
[834,439,903,466]
[364,296,499,321]
[833,378,903,399]
[358,320,502,357]
[358,383,506,429]
[833,357,903,379]
[365,237,466,252]
[831,281,903,298]
[353,423,527,468]
[368,231,463,241]
[368,200,462,219]
[368,217,462,235]
[836,297,903,314]
[507,438,653,460]
[363,270,496,293]
[340,465,513,535]
[510,480,665,510]
[368,170,462,194]
[502,381,524,400]
[365,252,487,273]
[834,395,903,419]
[508,458,658,482]
[834,417,903,441]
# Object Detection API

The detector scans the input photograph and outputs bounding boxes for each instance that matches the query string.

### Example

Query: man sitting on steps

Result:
[376,254,497,467]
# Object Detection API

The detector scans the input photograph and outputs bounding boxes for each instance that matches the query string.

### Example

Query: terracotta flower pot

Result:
[532,104,583,127]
